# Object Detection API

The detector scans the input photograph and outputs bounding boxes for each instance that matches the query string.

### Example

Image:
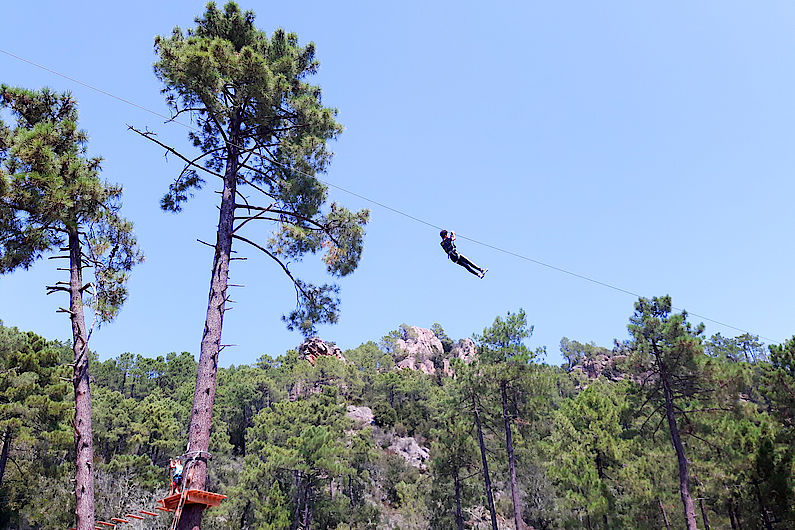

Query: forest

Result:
[0,308,793,529]
[2,1,794,529]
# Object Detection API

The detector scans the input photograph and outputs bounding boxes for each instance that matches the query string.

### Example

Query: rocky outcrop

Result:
[346,405,374,427]
[451,338,477,363]
[393,326,443,375]
[443,338,478,376]
[299,337,346,365]
[392,326,477,376]
[387,436,430,471]
[570,353,629,382]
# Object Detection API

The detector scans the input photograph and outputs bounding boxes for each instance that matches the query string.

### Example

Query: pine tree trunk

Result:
[70,229,95,530]
[302,483,312,528]
[754,481,773,530]
[595,452,609,529]
[472,392,498,530]
[454,466,464,530]
[501,381,524,530]
[240,500,250,528]
[735,500,744,530]
[727,498,740,530]
[0,427,11,488]
[291,471,304,530]
[661,369,698,530]
[698,497,711,530]
[659,498,671,530]
[729,506,739,530]
[177,115,241,530]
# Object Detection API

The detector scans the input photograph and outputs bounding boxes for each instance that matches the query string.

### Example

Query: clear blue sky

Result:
[2,1,794,367]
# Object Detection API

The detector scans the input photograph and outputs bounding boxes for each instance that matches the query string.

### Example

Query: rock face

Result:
[393,326,443,375]
[443,338,478,376]
[392,326,477,376]
[388,436,430,471]
[299,337,346,365]
[570,353,628,382]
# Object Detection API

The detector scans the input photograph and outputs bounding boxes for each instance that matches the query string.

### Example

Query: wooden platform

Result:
[158,490,228,510]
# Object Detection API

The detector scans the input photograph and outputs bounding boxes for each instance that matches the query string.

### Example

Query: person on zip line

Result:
[440,230,487,278]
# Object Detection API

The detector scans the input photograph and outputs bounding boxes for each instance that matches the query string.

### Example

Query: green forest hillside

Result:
[1,303,792,529]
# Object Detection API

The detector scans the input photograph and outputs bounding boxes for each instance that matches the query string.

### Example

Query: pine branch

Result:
[650,414,667,439]
[230,204,341,244]
[638,404,665,432]
[674,407,731,414]
[232,208,272,235]
[231,234,310,300]
[174,145,227,186]
[128,125,225,180]
[195,92,230,145]
[166,106,206,121]
[238,174,277,200]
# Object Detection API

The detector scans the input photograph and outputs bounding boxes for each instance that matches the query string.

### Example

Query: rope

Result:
[0,47,780,345]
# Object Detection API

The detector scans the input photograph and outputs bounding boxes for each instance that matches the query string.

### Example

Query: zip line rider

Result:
[440,230,487,278]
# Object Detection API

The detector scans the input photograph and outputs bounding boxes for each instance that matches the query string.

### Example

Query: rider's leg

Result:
[456,255,482,277]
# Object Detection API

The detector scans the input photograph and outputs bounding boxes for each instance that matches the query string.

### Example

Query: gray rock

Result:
[346,405,374,426]
[392,326,477,377]
[387,436,430,471]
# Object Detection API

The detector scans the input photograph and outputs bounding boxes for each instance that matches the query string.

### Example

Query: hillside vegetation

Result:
[0,303,792,529]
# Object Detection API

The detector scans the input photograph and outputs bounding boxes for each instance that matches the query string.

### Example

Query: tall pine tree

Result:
[141,3,367,528]
[475,309,535,530]
[626,296,704,530]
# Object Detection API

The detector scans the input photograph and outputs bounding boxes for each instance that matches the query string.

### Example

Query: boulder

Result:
[570,352,631,383]
[346,405,374,427]
[388,436,430,471]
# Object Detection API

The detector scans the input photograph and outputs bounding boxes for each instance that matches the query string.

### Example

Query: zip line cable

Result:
[0,47,781,344]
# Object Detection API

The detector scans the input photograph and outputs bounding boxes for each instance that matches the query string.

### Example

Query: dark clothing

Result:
[452,253,483,276]
[441,237,458,260]
[441,236,483,277]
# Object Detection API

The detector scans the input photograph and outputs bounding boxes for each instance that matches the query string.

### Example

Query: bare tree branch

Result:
[231,234,310,302]
[128,126,225,180]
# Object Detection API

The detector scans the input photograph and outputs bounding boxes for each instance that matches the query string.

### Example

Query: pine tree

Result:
[626,296,704,530]
[547,381,627,528]
[141,5,368,526]
[456,360,499,530]
[429,391,478,530]
[0,323,71,522]
[475,309,535,530]
[244,387,357,529]
[0,86,142,530]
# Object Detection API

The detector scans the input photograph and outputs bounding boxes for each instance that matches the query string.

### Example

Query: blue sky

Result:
[2,1,794,367]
